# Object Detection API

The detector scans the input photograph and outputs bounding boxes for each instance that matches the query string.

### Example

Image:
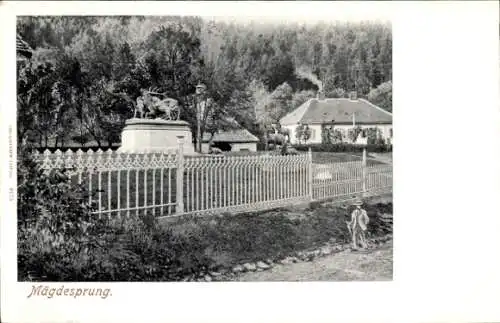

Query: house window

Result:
[361,129,367,138]
[389,128,393,138]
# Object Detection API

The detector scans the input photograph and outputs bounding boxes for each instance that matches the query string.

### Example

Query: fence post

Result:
[176,136,185,214]
[307,147,313,202]
[362,148,367,197]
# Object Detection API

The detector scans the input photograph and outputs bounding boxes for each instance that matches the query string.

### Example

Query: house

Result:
[280,90,392,145]
[202,128,259,153]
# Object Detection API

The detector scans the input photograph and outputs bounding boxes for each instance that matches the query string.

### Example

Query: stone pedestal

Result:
[119,118,196,154]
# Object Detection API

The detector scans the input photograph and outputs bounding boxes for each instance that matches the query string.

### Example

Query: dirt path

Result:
[235,240,393,282]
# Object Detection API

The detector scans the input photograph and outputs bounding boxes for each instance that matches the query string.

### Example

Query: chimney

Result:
[349,91,358,101]
[317,90,325,101]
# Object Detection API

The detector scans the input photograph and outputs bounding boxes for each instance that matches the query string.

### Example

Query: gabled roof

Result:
[16,34,33,59]
[280,99,310,126]
[280,98,392,125]
[202,128,259,143]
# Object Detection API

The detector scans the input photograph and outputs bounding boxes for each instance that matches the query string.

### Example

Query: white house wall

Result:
[202,142,257,152]
[284,124,393,145]
[231,142,257,152]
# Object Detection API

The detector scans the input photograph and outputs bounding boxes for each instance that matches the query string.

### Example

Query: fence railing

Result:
[34,142,392,218]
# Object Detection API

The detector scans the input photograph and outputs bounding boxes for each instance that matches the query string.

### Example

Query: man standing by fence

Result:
[346,198,369,250]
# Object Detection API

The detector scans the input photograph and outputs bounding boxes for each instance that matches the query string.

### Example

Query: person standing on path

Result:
[346,199,370,250]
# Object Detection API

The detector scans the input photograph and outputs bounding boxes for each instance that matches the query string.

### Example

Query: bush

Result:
[293,143,392,153]
[256,142,267,151]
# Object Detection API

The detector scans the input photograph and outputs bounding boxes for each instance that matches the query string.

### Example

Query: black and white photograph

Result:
[2,1,500,323]
[16,14,393,282]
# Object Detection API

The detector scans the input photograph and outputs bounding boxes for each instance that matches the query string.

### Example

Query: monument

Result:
[119,88,196,154]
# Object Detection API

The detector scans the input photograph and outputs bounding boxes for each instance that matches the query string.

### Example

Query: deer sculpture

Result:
[108,86,180,121]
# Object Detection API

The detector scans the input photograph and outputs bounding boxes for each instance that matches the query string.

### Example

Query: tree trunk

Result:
[196,98,201,153]
[197,128,202,153]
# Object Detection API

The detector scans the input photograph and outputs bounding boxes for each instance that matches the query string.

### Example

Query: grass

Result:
[311,151,384,165]
[222,150,385,165]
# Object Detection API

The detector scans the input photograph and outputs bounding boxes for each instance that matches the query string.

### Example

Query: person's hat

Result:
[352,199,363,206]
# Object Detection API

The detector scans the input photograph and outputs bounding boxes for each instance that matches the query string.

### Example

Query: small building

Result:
[202,128,259,153]
[280,91,392,145]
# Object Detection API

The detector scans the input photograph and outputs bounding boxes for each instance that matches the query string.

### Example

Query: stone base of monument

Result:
[119,118,197,155]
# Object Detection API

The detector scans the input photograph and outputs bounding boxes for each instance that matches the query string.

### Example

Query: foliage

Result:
[366,127,382,145]
[17,143,97,280]
[291,89,316,109]
[325,88,347,98]
[332,129,344,143]
[321,125,332,144]
[294,143,392,153]
[295,123,312,144]
[368,81,392,112]
[321,126,343,144]
[267,82,294,122]
[347,126,363,143]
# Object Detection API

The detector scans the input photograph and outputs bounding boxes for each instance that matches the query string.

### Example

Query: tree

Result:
[290,90,316,110]
[267,82,293,122]
[17,61,57,145]
[185,47,251,152]
[295,123,312,144]
[17,55,85,148]
[262,54,295,91]
[143,24,202,98]
[367,81,392,112]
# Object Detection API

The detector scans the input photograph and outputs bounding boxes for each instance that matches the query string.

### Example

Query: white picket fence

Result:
[34,144,392,218]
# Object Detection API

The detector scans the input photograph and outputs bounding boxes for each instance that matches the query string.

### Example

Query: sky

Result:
[2,1,395,24]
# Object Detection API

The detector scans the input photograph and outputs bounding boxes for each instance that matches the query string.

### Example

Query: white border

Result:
[2,1,500,323]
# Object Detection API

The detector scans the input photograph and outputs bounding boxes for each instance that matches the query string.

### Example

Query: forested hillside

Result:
[17,16,392,148]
